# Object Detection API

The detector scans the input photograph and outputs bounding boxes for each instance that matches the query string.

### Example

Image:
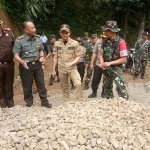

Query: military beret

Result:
[60,24,70,32]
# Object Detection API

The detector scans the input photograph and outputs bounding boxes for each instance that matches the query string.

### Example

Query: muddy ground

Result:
[13,58,150,107]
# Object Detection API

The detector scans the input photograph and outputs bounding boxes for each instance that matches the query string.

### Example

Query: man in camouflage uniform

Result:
[99,21,129,100]
[133,32,150,79]
[83,34,98,90]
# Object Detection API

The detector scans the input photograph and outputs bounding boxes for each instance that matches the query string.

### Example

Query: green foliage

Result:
[1,0,150,46]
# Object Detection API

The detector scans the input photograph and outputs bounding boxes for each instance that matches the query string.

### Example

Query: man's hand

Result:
[22,61,29,69]
[101,62,111,68]
[85,64,89,69]
[66,62,73,69]
[90,64,94,70]
[52,71,56,78]
[39,56,45,63]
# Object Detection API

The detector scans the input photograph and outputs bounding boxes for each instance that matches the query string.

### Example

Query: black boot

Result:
[49,75,54,86]
[133,73,138,80]
[88,92,97,98]
[141,73,145,79]
[83,83,89,90]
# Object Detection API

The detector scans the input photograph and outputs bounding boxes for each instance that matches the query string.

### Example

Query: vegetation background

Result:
[0,0,150,47]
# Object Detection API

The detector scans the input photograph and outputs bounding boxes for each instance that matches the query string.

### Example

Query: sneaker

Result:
[33,90,38,94]
[88,92,97,98]
[41,103,52,108]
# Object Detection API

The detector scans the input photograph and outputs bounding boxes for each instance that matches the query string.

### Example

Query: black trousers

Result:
[92,64,103,93]
[19,61,48,106]
[77,62,85,83]
[0,61,14,108]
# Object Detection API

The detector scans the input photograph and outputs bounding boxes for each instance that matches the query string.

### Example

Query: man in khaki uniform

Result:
[52,24,83,100]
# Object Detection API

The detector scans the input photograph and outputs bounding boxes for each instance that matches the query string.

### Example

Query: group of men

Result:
[0,18,149,108]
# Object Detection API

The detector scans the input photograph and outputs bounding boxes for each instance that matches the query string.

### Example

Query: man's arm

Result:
[52,55,58,78]
[14,53,29,69]
[90,53,96,70]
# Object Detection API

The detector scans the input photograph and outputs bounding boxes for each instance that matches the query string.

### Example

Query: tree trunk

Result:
[138,13,145,40]
[123,8,129,40]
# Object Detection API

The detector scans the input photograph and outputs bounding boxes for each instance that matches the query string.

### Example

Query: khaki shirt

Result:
[53,38,80,74]
[13,33,44,62]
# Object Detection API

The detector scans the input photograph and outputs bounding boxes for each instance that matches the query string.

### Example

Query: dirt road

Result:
[13,58,150,107]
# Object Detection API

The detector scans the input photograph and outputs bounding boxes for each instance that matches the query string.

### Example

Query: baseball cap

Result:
[0,19,3,25]
[50,35,56,39]
[60,24,70,32]
[142,32,150,36]
[76,37,82,42]
[91,34,97,38]
[84,32,88,36]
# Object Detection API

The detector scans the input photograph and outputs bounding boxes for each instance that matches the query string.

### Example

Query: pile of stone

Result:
[0,97,150,150]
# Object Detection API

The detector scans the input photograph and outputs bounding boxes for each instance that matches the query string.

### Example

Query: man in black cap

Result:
[133,31,150,79]
[0,18,15,108]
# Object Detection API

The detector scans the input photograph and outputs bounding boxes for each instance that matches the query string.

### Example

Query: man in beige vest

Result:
[52,24,83,100]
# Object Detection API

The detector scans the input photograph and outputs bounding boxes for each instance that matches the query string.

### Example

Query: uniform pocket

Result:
[67,50,74,58]
[58,50,62,57]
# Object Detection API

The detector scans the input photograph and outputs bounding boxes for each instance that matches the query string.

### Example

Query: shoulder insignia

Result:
[35,34,40,38]
[17,35,24,40]
[4,28,11,31]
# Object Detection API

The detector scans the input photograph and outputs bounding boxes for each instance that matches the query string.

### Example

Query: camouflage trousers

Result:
[85,65,92,85]
[134,59,147,74]
[103,66,129,100]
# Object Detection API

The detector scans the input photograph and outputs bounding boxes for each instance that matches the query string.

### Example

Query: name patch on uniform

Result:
[120,50,128,57]
[68,47,75,50]
[57,47,62,50]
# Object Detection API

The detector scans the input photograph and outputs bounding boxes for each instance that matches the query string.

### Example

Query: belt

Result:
[0,61,11,64]
[77,62,84,65]
[27,61,39,64]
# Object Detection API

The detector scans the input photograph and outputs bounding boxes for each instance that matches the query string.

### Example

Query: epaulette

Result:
[4,28,11,31]
[17,35,24,40]
[35,34,40,38]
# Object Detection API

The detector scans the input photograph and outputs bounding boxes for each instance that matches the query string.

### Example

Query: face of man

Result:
[105,29,114,38]
[50,38,56,43]
[91,37,97,44]
[24,22,36,36]
[142,35,148,40]
[84,34,88,39]
[60,30,71,41]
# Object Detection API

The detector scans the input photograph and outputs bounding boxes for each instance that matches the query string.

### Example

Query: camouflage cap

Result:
[50,34,56,39]
[142,32,150,36]
[91,34,97,38]
[76,37,82,41]
[102,21,121,32]
[0,19,3,25]
[100,32,106,38]
[60,24,70,32]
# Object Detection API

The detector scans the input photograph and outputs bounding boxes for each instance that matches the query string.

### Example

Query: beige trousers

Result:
[59,69,83,99]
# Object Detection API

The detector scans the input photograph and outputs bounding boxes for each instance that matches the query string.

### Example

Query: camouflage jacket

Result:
[85,43,94,64]
[134,39,150,60]
[102,35,122,62]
